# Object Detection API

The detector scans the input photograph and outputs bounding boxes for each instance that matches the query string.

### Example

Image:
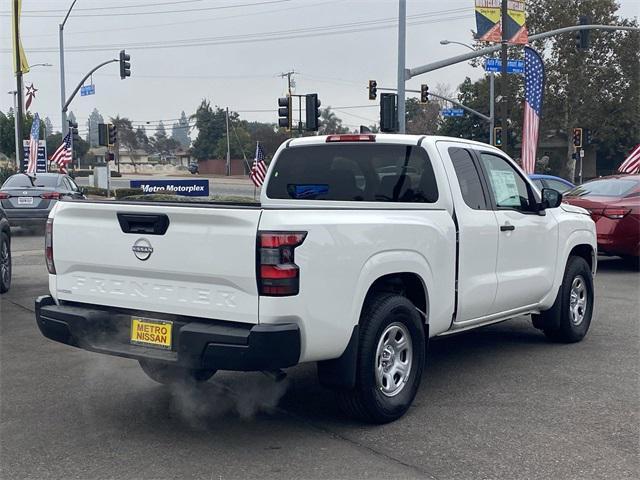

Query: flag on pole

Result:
[521,47,544,174]
[50,131,73,174]
[26,113,40,176]
[250,143,267,187]
[618,144,640,174]
[11,0,30,75]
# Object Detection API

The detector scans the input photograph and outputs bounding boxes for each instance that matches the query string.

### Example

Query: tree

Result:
[85,108,104,147]
[44,117,54,138]
[405,98,442,135]
[318,107,348,135]
[191,100,230,160]
[0,111,14,158]
[135,127,150,152]
[244,121,288,159]
[527,0,640,178]
[110,116,140,172]
[171,111,191,149]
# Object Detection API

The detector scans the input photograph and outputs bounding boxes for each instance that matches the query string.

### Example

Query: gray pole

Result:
[13,0,25,172]
[59,1,77,137]
[489,72,495,144]
[397,0,407,133]
[9,91,20,170]
[225,107,231,176]
[500,0,508,154]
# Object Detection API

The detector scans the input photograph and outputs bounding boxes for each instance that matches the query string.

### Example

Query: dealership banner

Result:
[22,140,47,173]
[475,0,528,44]
[129,179,210,197]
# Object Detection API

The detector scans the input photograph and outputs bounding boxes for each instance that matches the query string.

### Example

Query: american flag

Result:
[250,143,267,187]
[618,144,640,174]
[50,131,72,174]
[26,113,40,176]
[521,47,545,174]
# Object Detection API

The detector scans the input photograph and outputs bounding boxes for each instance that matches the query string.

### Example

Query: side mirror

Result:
[541,188,562,210]
[79,187,86,195]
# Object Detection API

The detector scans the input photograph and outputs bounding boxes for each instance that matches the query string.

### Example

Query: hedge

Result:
[114,188,144,199]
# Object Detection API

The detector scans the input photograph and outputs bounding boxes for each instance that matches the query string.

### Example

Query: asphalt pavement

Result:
[1,230,639,480]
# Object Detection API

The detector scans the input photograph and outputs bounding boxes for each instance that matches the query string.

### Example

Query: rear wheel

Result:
[532,256,594,343]
[338,293,425,423]
[0,232,11,294]
[138,359,216,385]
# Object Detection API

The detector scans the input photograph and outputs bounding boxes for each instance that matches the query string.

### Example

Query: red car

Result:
[563,175,640,261]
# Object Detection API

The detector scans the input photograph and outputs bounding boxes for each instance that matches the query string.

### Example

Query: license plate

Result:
[130,317,172,350]
[18,197,34,205]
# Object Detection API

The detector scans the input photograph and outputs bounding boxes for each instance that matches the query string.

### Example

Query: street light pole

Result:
[12,0,25,171]
[397,0,407,134]
[500,0,509,154]
[59,0,77,137]
[440,40,495,144]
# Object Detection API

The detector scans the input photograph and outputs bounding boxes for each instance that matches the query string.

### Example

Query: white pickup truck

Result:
[36,134,597,423]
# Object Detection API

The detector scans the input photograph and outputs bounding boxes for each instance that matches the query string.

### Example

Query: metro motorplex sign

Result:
[129,179,210,196]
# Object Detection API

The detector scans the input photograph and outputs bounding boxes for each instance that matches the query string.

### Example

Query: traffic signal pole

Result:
[59,1,77,137]
[397,0,407,133]
[62,59,118,113]
[500,0,509,154]
[12,0,25,171]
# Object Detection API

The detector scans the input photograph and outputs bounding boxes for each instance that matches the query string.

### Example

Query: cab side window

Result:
[449,147,487,210]
[479,153,535,212]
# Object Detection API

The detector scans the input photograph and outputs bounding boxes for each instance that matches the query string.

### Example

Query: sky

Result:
[1,0,639,137]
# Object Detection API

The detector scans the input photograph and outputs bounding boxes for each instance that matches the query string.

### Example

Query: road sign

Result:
[441,108,464,117]
[22,140,47,173]
[484,58,525,74]
[80,84,95,96]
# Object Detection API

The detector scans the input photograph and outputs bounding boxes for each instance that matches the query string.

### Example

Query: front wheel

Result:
[0,232,11,294]
[338,293,425,423]
[139,359,216,385]
[532,256,594,343]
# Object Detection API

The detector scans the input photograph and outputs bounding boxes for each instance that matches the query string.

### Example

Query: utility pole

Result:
[13,0,25,171]
[397,0,407,134]
[499,0,509,154]
[280,70,297,97]
[225,107,231,176]
[59,0,77,137]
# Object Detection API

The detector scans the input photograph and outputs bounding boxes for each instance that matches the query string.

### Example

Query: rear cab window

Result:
[266,143,439,203]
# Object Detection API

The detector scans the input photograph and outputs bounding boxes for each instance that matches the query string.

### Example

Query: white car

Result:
[35,134,596,423]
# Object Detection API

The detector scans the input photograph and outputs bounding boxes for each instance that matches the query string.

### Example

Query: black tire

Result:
[338,293,425,424]
[532,256,594,343]
[138,359,216,385]
[0,232,11,294]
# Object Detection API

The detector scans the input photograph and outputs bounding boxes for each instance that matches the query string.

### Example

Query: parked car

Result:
[188,163,199,174]
[529,174,575,193]
[0,173,85,229]
[563,174,639,262]
[0,205,11,293]
[35,134,596,423]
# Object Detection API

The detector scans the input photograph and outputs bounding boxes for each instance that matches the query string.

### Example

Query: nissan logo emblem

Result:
[132,238,153,261]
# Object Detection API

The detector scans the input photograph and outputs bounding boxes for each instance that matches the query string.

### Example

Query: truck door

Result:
[438,143,500,322]
[475,151,558,312]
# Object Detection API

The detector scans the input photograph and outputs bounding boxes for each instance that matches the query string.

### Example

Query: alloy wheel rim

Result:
[569,275,587,326]
[375,322,413,397]
[0,241,9,286]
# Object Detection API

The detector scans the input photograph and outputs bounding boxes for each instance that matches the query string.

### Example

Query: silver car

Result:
[0,173,85,228]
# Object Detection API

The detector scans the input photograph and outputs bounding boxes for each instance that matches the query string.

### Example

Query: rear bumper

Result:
[4,208,51,226]
[35,296,301,371]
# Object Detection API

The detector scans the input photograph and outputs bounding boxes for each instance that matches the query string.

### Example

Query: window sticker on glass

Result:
[287,184,330,199]
[489,170,521,207]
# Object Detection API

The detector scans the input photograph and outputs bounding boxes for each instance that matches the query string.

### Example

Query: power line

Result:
[1,0,204,14]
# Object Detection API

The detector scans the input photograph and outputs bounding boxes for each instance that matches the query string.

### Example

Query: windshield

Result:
[565,178,638,197]
[1,175,59,189]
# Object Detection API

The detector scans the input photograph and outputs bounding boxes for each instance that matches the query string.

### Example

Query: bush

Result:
[0,165,17,185]
[110,171,122,178]
[114,187,144,199]
[83,186,109,197]
[70,169,92,178]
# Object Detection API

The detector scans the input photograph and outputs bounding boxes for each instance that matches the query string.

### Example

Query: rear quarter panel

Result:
[258,209,456,362]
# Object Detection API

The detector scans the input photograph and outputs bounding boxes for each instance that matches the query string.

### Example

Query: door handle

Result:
[500,224,515,232]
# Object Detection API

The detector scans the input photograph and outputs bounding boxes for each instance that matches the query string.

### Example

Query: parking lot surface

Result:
[1,230,638,480]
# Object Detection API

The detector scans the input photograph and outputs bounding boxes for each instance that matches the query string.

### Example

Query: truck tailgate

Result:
[51,201,261,324]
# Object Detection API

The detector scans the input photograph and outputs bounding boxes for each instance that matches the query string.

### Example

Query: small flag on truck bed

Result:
[250,142,267,187]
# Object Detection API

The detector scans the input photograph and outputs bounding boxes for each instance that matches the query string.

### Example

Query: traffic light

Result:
[108,124,117,146]
[493,127,503,147]
[68,120,79,143]
[575,16,590,50]
[119,50,131,79]
[278,96,292,129]
[420,84,429,103]
[573,127,583,148]
[98,123,108,146]
[305,93,321,132]
[584,128,593,145]
[368,80,377,101]
[379,93,398,133]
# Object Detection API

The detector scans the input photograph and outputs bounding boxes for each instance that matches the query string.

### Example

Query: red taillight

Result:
[45,218,56,274]
[257,231,306,296]
[41,192,60,200]
[0,192,9,199]
[326,134,376,143]
[603,208,631,219]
